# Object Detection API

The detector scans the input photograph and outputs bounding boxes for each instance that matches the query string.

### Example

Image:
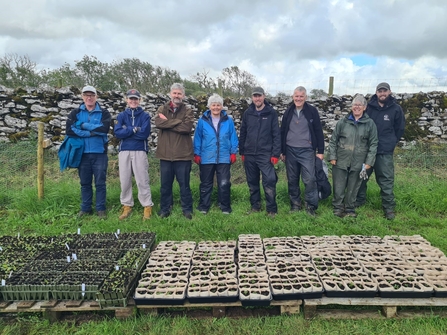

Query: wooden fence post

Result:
[328,76,334,96]
[37,122,44,200]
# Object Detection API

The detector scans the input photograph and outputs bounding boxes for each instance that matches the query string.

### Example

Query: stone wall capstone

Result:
[1,85,447,153]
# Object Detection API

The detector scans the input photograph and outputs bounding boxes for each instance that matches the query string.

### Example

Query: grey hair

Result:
[207,93,223,107]
[170,83,185,94]
[293,86,307,95]
[352,94,367,106]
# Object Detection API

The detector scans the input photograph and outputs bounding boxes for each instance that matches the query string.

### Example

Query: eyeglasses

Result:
[83,94,96,98]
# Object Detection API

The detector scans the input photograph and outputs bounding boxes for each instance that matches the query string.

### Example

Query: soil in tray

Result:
[99,269,138,296]
[20,260,69,272]
[66,259,115,272]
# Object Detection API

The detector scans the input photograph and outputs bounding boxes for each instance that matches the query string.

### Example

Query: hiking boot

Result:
[354,201,365,208]
[158,211,170,219]
[119,206,132,220]
[143,206,152,220]
[344,211,358,218]
[306,206,316,217]
[97,210,107,219]
[78,210,92,218]
[247,208,261,214]
[333,210,344,218]
[385,210,395,220]
[290,206,302,213]
[183,212,193,220]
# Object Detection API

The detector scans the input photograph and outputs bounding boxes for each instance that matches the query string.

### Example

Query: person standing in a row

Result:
[66,85,111,218]
[239,87,280,218]
[355,82,406,220]
[114,89,154,220]
[155,83,195,220]
[328,94,378,218]
[280,86,325,216]
[194,93,239,214]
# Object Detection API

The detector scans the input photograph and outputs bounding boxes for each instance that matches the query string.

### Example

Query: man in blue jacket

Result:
[114,89,154,220]
[239,87,280,217]
[356,82,405,220]
[66,85,111,218]
[280,86,325,216]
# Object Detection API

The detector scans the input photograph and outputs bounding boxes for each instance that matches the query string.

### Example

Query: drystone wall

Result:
[1,85,447,153]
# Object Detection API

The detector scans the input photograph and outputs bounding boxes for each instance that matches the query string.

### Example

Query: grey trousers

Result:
[118,151,153,207]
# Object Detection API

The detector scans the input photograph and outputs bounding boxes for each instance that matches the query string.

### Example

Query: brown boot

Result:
[119,206,132,220]
[143,206,152,220]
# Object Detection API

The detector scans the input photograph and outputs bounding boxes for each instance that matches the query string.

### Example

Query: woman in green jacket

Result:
[328,94,378,218]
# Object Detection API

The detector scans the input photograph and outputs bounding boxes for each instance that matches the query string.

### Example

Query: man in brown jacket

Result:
[155,83,194,219]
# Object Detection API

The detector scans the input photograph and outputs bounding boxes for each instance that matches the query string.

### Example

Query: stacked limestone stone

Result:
[1,85,447,152]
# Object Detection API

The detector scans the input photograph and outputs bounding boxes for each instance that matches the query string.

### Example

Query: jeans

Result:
[78,153,108,212]
[356,154,396,211]
[198,163,232,212]
[285,146,318,209]
[160,160,193,214]
[244,155,278,213]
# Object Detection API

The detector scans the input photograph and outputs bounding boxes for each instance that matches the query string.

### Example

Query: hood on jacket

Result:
[202,110,228,120]
[368,94,397,110]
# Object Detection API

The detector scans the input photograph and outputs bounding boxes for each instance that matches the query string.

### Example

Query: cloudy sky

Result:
[1,0,447,95]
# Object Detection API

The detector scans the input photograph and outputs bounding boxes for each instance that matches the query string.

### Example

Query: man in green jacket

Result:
[328,94,378,218]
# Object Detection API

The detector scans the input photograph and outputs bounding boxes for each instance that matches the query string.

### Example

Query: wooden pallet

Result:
[137,299,302,318]
[0,299,136,321]
[303,297,447,319]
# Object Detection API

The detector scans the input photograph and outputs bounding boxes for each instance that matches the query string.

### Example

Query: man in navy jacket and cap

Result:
[355,82,406,220]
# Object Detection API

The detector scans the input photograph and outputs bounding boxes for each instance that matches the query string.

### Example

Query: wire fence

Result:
[262,77,447,96]
[1,141,446,206]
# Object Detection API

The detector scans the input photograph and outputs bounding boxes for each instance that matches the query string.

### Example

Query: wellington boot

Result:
[119,206,132,220]
[143,206,152,220]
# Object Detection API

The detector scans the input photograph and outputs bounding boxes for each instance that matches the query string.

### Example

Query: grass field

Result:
[1,144,447,334]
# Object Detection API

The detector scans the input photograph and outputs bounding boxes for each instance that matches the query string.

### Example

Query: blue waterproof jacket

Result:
[114,107,151,152]
[58,136,84,171]
[66,102,111,154]
[193,110,238,164]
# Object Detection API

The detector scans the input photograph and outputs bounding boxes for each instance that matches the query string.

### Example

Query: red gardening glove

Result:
[230,154,237,164]
[193,155,201,164]
[271,157,279,165]
[241,155,245,162]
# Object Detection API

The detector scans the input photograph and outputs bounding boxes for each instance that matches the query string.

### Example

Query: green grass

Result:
[1,146,447,334]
